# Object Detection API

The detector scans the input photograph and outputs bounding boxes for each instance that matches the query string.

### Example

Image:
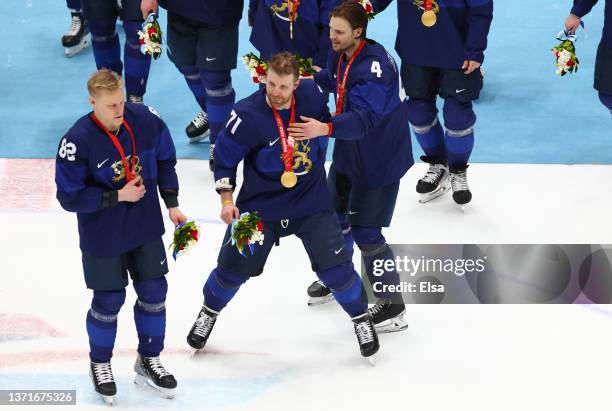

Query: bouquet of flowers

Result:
[551,25,583,76]
[295,53,316,77]
[243,52,268,84]
[170,221,200,260]
[138,13,163,60]
[356,0,375,20]
[229,212,265,256]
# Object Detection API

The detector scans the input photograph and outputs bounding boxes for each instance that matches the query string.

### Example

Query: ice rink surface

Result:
[2,159,612,410]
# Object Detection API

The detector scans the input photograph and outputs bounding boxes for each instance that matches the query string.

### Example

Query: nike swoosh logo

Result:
[206,57,217,62]
[456,89,467,94]
[160,259,166,265]
[348,211,358,215]
[97,159,109,168]
[335,248,343,255]
[269,138,280,146]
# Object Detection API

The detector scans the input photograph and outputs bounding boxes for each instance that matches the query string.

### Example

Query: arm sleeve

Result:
[213,110,256,184]
[248,0,259,25]
[314,0,335,67]
[571,0,599,17]
[55,137,113,213]
[464,0,494,64]
[371,0,394,13]
[154,117,180,208]
[314,67,335,93]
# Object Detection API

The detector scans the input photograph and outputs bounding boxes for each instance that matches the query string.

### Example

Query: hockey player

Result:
[375,0,493,207]
[287,1,412,332]
[62,0,90,57]
[248,0,343,69]
[82,0,152,103]
[186,52,379,361]
[55,69,184,404]
[140,0,242,164]
[564,0,612,114]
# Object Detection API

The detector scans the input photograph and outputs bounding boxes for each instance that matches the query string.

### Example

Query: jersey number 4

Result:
[226,110,243,135]
[58,138,76,161]
[371,61,382,78]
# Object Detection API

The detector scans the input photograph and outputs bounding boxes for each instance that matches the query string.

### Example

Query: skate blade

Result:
[188,131,211,144]
[366,354,376,367]
[374,316,409,334]
[99,394,114,406]
[418,183,450,204]
[134,374,176,399]
[65,33,90,57]
[307,294,334,306]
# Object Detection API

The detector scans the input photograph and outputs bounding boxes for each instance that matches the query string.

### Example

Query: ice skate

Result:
[62,11,90,57]
[186,111,210,143]
[133,354,177,399]
[187,305,218,352]
[450,166,472,211]
[369,300,408,333]
[352,313,379,363]
[416,156,450,203]
[306,280,334,306]
[89,361,116,405]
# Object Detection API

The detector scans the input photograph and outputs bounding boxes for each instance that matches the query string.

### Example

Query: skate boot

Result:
[416,156,450,203]
[134,354,177,399]
[128,95,144,104]
[187,305,219,352]
[89,361,116,405]
[62,11,90,57]
[186,111,210,143]
[306,280,334,306]
[450,166,472,210]
[369,300,408,333]
[352,313,379,364]
[209,144,215,172]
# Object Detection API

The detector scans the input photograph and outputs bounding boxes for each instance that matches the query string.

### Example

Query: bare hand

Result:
[221,204,240,225]
[141,0,158,20]
[118,176,146,202]
[462,60,481,75]
[565,14,581,34]
[312,65,322,73]
[169,207,187,226]
[288,116,328,141]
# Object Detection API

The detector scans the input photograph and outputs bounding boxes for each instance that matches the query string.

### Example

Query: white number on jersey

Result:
[148,106,161,118]
[371,61,382,78]
[226,110,243,135]
[58,138,76,161]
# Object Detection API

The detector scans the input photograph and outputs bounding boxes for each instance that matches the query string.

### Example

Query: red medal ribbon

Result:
[335,40,366,116]
[91,113,138,182]
[270,97,296,173]
[424,0,433,11]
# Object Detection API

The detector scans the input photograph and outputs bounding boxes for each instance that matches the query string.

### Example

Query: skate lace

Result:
[192,112,209,128]
[93,362,114,385]
[193,313,216,338]
[422,163,446,184]
[368,301,387,316]
[145,357,171,378]
[355,320,375,345]
[451,171,469,192]
[68,15,82,35]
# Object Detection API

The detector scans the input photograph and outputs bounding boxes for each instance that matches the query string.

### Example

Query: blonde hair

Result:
[87,69,123,97]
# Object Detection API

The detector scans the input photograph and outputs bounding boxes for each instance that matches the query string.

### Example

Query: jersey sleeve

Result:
[150,108,180,208]
[464,0,494,64]
[571,0,599,18]
[55,134,114,213]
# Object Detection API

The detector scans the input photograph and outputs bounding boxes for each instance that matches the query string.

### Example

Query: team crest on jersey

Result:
[286,141,313,176]
[270,0,298,22]
[111,155,142,183]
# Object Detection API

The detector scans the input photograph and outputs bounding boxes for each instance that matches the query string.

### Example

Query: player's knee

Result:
[443,97,476,132]
[200,70,233,97]
[352,226,385,250]
[88,20,117,39]
[599,92,612,111]
[133,277,168,304]
[176,64,200,79]
[92,289,126,316]
[122,21,143,48]
[215,266,250,289]
[317,262,357,291]
[406,98,437,129]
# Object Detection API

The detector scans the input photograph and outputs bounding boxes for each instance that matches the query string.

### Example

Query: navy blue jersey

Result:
[249,0,342,67]
[159,0,243,25]
[214,81,332,220]
[314,40,413,188]
[375,0,493,69]
[572,0,611,46]
[55,104,179,258]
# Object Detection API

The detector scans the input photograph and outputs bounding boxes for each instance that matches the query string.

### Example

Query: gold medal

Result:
[281,171,297,188]
[421,10,437,27]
